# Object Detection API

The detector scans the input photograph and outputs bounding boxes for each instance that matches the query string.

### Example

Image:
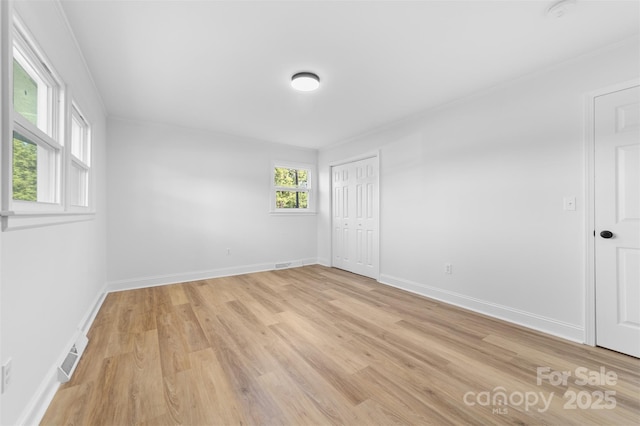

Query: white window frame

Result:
[0,11,95,230]
[13,29,58,138]
[12,118,62,207]
[67,101,92,210]
[270,161,316,214]
[10,16,64,213]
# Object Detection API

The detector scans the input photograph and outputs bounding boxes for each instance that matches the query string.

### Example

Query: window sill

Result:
[0,210,96,231]
[269,210,317,216]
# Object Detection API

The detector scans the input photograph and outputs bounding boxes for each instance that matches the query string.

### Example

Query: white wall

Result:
[107,118,318,289]
[0,1,107,425]
[318,37,640,342]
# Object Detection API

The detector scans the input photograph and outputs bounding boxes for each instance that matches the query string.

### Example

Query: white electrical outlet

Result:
[563,196,576,211]
[2,358,12,393]
[445,263,453,274]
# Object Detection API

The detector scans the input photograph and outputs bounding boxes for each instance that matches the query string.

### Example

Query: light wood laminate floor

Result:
[42,265,639,425]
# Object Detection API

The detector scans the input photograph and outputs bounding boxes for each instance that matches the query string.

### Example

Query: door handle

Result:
[600,230,614,239]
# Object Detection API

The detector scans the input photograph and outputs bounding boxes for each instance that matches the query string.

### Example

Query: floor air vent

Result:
[274,260,303,270]
[58,333,88,383]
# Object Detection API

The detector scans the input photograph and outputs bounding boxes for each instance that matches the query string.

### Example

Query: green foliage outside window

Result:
[13,59,39,201]
[276,191,308,209]
[275,167,309,209]
[13,134,37,201]
[274,167,307,187]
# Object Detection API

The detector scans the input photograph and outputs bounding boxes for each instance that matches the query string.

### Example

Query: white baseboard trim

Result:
[80,284,109,334]
[379,274,584,343]
[15,371,59,426]
[106,258,320,293]
[16,283,109,426]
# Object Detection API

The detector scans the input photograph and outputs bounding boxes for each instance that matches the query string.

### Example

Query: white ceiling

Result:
[60,0,640,149]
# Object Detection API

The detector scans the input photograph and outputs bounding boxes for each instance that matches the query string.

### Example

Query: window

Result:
[271,162,315,213]
[69,104,91,207]
[1,13,95,230]
[11,18,62,208]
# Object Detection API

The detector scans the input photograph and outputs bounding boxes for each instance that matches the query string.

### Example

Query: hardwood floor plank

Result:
[256,371,330,424]
[104,331,135,359]
[89,292,121,332]
[39,382,93,425]
[189,348,249,425]
[264,336,362,424]
[354,399,415,426]
[330,295,404,326]
[83,354,130,425]
[213,308,280,377]
[41,265,640,425]
[167,284,190,306]
[276,310,370,374]
[332,309,453,370]
[270,322,369,405]
[213,342,285,424]
[166,368,216,426]
[156,310,192,376]
[237,296,281,327]
[199,276,238,305]
[173,303,209,353]
[130,330,166,423]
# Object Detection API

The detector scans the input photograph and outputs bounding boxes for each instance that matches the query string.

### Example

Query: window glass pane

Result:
[69,163,88,207]
[13,59,38,126]
[276,190,308,209]
[71,115,84,161]
[274,167,308,188]
[12,131,57,203]
[12,132,37,201]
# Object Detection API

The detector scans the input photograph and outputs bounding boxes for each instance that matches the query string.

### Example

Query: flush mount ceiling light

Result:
[291,72,320,92]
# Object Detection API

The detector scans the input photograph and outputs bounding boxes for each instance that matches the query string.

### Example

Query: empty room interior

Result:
[1,0,640,424]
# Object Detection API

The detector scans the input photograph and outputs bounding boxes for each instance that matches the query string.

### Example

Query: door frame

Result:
[329,150,381,280]
[584,79,640,346]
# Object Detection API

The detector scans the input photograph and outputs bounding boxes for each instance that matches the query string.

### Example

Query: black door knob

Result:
[600,230,614,239]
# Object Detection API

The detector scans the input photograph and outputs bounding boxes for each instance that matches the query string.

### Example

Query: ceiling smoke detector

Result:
[546,0,577,18]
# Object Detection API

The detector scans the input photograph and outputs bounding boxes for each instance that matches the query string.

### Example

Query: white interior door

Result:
[595,85,640,358]
[332,157,379,280]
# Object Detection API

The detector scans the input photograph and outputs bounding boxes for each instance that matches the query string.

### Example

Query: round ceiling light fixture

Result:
[291,72,320,92]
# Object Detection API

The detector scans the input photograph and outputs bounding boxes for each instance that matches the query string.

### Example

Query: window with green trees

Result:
[12,58,39,201]
[273,165,311,210]
[5,15,94,223]
[11,23,61,206]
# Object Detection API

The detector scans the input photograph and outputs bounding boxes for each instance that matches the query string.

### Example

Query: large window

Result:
[1,13,94,230]
[271,162,314,213]
[12,26,62,206]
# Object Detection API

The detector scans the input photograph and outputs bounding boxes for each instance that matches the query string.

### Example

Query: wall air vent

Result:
[57,332,89,383]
